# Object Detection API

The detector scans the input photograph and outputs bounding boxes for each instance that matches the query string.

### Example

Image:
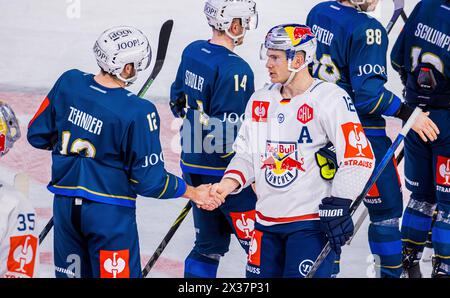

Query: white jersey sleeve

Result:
[0,182,39,278]
[316,84,375,201]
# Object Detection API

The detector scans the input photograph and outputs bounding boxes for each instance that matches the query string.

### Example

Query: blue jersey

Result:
[170,40,254,176]
[27,69,186,208]
[307,1,402,135]
[391,0,450,108]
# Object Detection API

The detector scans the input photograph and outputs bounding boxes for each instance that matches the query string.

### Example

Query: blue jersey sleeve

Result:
[208,61,254,160]
[169,58,186,118]
[27,72,64,150]
[391,1,423,74]
[125,102,186,199]
[349,20,402,117]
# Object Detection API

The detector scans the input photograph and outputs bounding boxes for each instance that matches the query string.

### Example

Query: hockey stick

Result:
[347,147,404,245]
[386,0,405,34]
[37,19,174,246]
[142,201,192,277]
[305,107,422,278]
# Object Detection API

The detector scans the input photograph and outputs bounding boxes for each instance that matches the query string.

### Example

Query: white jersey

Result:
[223,79,375,227]
[0,181,39,278]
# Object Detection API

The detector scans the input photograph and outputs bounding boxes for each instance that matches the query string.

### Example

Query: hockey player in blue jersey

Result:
[27,26,220,278]
[169,0,258,278]
[307,0,440,278]
[391,0,450,278]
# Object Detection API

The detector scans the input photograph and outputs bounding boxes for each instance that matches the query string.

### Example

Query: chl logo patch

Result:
[7,235,38,277]
[297,104,313,124]
[252,101,270,122]
[341,122,373,159]
[248,230,263,267]
[260,141,305,188]
[100,250,130,278]
[436,156,450,186]
[230,211,256,240]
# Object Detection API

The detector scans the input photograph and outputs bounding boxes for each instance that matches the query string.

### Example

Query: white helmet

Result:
[348,0,379,12]
[93,26,151,85]
[0,101,21,157]
[204,0,258,44]
[262,24,317,84]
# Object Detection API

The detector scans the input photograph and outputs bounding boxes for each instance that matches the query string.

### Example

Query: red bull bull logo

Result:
[285,25,315,47]
[261,141,305,188]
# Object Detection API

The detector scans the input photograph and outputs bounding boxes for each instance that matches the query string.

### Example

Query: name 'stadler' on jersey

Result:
[27,70,186,208]
[307,1,402,132]
[0,183,39,278]
[223,80,375,227]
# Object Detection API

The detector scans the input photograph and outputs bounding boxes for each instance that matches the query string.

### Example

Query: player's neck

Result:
[281,72,314,98]
[209,33,235,52]
[339,1,356,8]
[94,73,126,89]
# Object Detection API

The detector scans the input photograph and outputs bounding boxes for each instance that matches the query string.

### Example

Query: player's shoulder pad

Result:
[311,79,348,104]
[354,13,385,34]
[221,56,253,77]
[249,83,280,102]
[183,40,204,52]
[124,94,159,119]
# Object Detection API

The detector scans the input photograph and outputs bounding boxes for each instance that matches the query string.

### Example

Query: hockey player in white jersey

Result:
[210,24,375,277]
[0,101,39,278]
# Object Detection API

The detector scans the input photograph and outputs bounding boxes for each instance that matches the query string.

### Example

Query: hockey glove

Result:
[319,197,354,254]
[169,94,187,118]
[315,142,338,180]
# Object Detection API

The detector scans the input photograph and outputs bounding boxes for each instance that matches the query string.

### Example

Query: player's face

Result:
[265,49,290,83]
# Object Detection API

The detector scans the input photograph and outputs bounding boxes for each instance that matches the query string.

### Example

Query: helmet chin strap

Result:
[115,72,138,86]
[225,28,246,46]
[282,59,307,87]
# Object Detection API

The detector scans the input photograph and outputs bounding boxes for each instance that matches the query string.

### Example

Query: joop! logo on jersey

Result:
[260,141,305,188]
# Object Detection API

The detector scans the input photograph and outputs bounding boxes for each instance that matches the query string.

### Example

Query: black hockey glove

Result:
[319,197,354,255]
[315,142,338,180]
[169,94,187,118]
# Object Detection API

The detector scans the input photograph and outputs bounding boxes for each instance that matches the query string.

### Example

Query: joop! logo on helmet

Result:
[108,29,133,41]
[93,42,108,63]
[204,2,218,18]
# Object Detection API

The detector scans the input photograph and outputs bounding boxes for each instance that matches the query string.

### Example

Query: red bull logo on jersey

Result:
[285,25,315,47]
[7,235,38,278]
[261,141,305,188]
[436,156,450,192]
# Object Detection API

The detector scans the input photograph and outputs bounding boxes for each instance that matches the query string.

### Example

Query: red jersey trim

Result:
[256,211,319,223]
[224,170,247,186]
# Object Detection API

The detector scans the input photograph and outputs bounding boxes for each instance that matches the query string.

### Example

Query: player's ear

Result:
[294,52,305,68]
[230,18,243,35]
[123,63,135,78]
